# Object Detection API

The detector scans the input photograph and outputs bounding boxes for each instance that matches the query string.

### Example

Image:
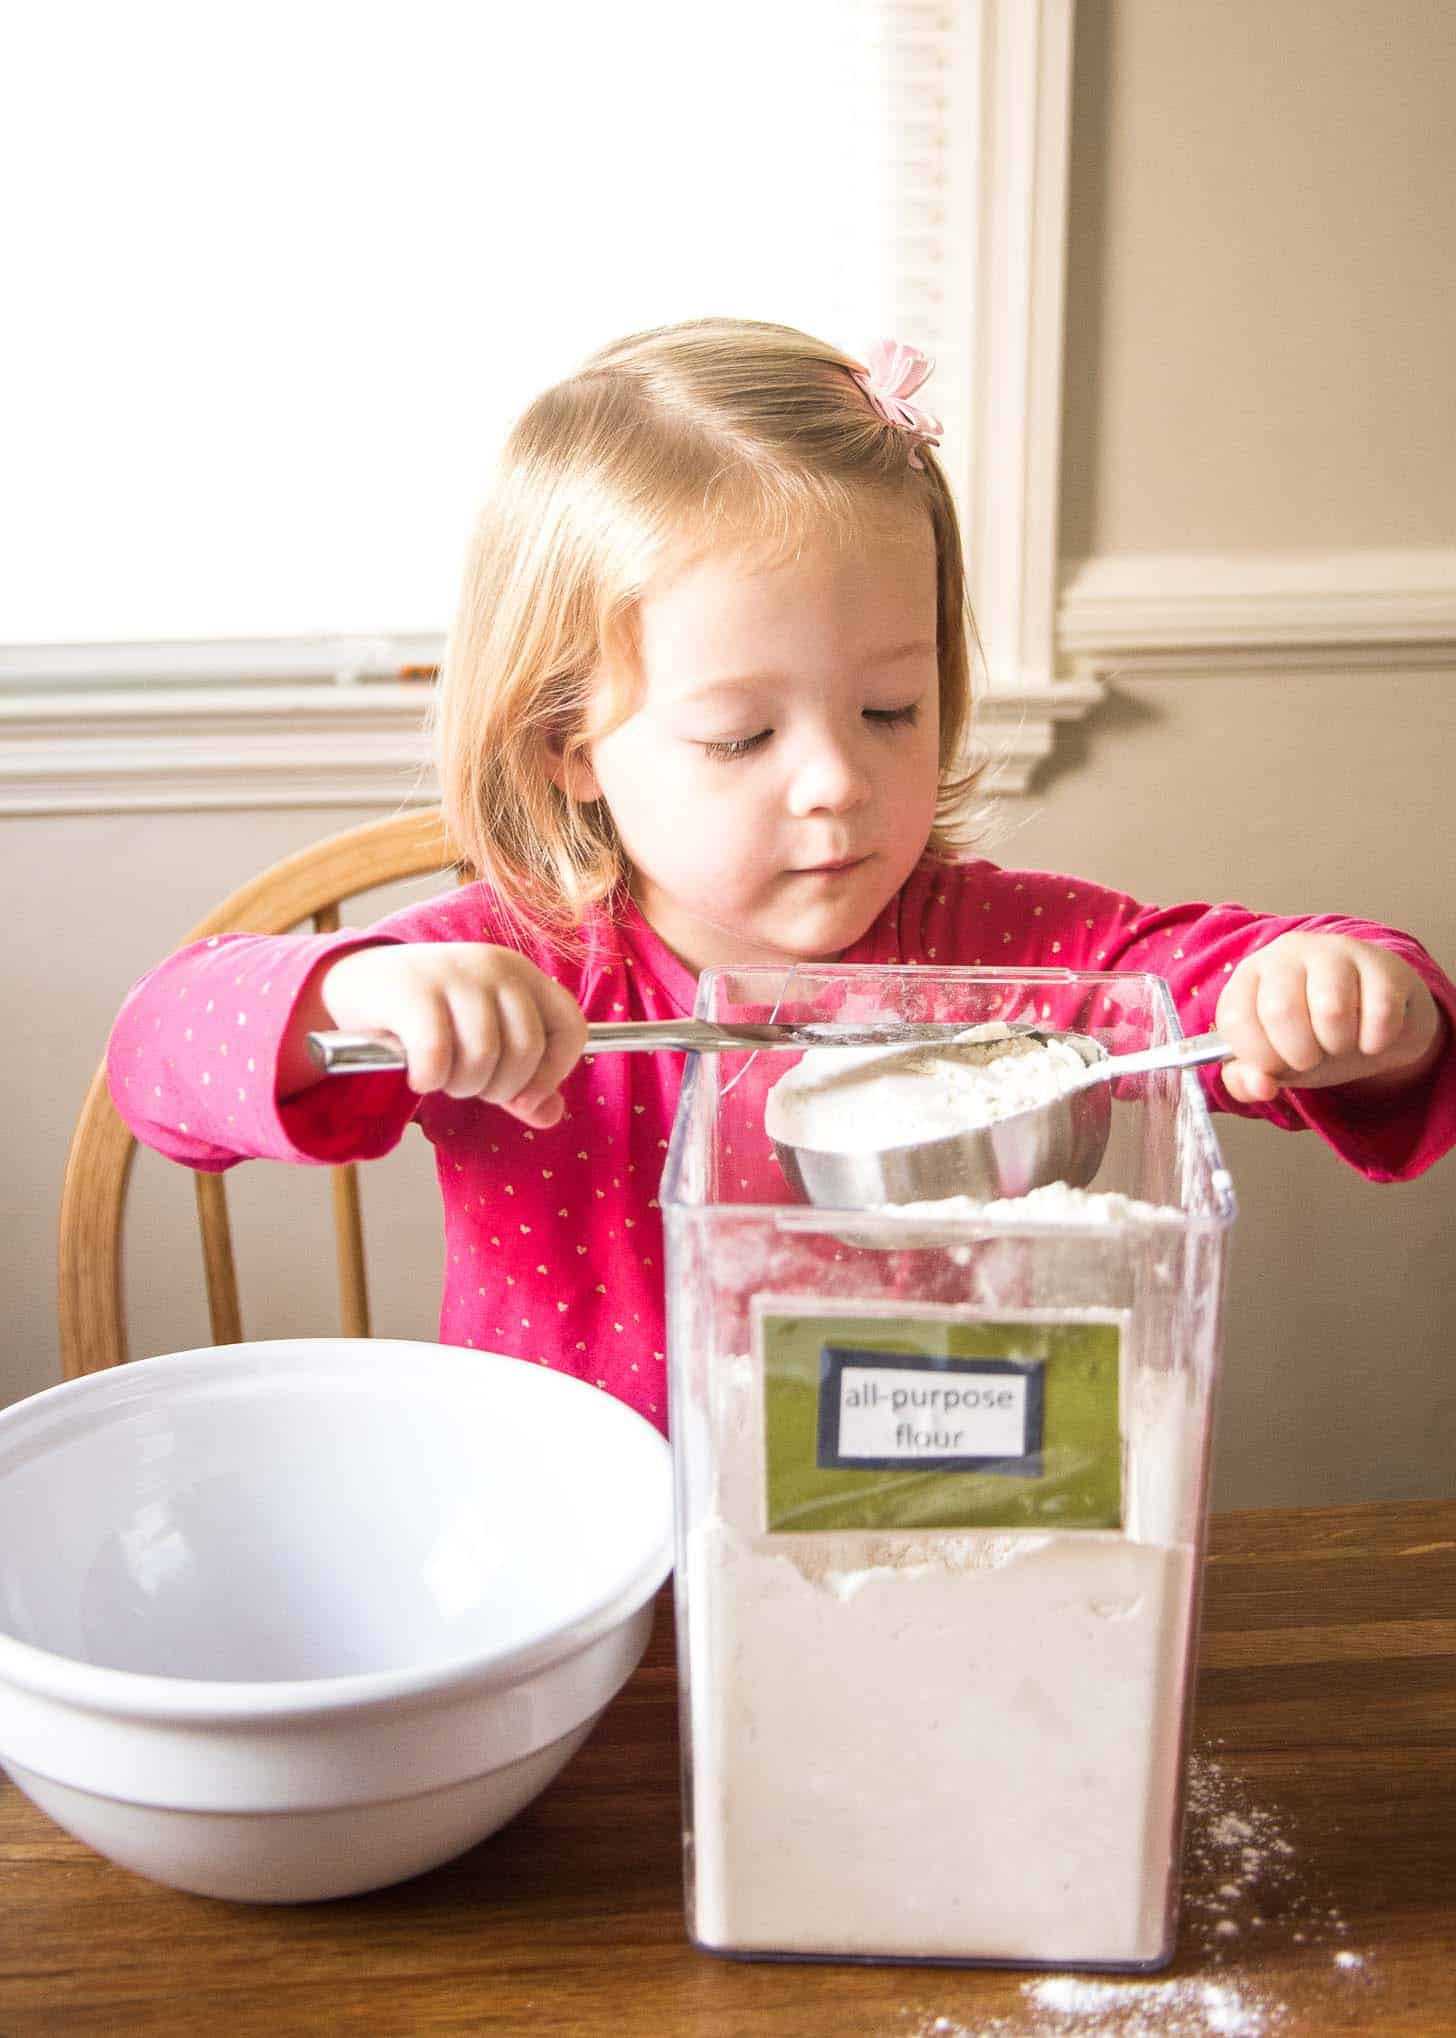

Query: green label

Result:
[759,1305,1123,1534]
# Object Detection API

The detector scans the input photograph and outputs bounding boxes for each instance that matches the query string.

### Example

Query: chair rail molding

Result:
[1058,548,1456,677]
[0,679,439,815]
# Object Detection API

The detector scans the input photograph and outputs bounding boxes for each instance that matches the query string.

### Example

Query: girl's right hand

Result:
[313,943,589,1128]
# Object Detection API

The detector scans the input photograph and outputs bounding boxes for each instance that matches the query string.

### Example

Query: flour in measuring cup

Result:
[765,1025,1089,1155]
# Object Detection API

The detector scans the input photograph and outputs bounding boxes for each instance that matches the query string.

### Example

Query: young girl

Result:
[109,319,1455,1433]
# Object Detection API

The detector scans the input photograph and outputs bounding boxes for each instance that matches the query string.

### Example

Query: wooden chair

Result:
[57,806,462,1379]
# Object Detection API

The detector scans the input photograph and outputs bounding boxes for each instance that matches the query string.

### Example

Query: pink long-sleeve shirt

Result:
[109,859,1456,1434]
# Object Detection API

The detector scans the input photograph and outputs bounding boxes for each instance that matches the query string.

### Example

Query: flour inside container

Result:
[685,1349,1199,1964]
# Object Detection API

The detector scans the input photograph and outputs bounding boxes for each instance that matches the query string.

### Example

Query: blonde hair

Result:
[435,316,987,935]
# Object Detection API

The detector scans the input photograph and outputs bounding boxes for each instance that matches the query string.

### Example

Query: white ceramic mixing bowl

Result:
[0,1339,673,1902]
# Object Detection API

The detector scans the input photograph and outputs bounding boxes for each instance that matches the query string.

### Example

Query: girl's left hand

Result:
[1216,933,1446,1105]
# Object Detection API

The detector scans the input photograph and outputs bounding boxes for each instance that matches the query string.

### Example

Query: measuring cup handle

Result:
[307,1018,734,1072]
[306,1030,406,1073]
[1103,1029,1232,1082]
[582,1020,730,1052]
[1166,1027,1232,1069]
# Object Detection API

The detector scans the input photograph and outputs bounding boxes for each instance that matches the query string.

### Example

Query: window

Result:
[3,1,971,655]
[0,1,1088,803]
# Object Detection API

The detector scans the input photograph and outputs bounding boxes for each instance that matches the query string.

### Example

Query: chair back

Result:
[58,806,460,1377]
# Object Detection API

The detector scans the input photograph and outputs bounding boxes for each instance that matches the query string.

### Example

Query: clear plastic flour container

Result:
[661,964,1236,1968]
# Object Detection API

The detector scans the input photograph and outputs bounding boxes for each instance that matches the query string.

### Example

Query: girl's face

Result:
[575,506,942,972]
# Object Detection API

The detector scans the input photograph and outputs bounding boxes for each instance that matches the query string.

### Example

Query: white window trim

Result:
[2,0,1095,815]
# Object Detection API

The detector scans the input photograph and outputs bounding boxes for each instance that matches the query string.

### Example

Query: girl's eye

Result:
[698,704,918,760]
[700,730,772,761]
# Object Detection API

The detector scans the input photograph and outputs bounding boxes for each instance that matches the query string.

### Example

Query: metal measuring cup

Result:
[770,1027,1231,1208]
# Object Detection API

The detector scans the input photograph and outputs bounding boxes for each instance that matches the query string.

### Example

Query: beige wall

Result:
[1040,0,1455,1507]
[5,0,1453,1513]
[1060,0,1456,558]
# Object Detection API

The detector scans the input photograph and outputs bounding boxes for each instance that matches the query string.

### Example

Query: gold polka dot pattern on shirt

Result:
[108,862,1439,1448]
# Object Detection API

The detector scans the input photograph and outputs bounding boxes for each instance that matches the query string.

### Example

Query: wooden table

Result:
[2,1501,1453,2036]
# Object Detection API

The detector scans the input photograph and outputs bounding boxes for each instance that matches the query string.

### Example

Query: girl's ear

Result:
[545,735,602,805]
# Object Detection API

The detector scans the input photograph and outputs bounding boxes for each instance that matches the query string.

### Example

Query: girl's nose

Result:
[785,729,871,817]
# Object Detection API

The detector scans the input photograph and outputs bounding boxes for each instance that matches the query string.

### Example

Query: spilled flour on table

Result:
[900,1745,1378,2036]
[1181,1747,1361,1963]
[1025,1976,1274,2034]
[905,1975,1283,2037]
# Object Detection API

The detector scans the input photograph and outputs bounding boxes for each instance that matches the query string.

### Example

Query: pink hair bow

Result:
[849,339,943,469]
